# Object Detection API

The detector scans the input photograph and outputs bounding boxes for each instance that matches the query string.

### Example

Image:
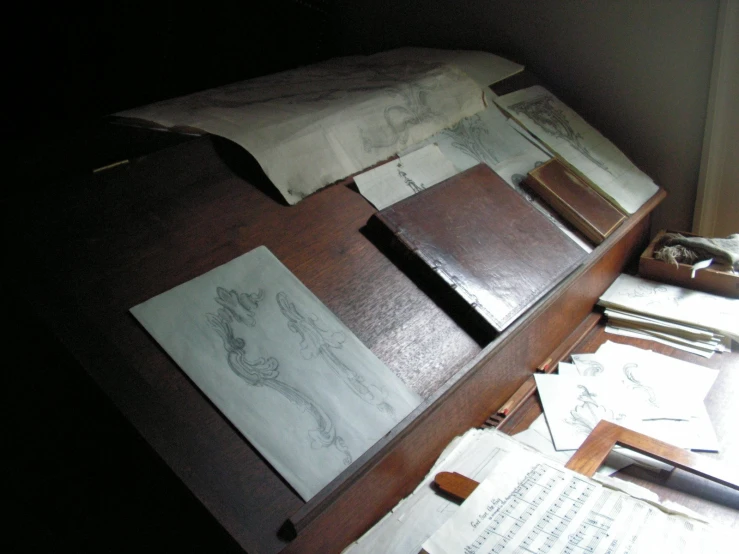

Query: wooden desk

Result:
[498,323,739,531]
[9,128,667,553]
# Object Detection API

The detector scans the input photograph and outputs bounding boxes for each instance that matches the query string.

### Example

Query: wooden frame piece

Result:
[435,420,739,502]
[564,420,739,489]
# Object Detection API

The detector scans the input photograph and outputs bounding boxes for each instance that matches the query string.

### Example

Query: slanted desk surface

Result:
[11,126,729,553]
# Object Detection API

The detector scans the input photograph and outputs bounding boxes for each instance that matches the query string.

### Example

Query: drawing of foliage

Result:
[276,291,395,417]
[207,289,352,466]
[443,114,501,165]
[508,94,610,173]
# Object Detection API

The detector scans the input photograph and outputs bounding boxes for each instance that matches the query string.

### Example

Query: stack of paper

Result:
[535,341,720,457]
[424,443,733,554]
[344,426,657,554]
[599,274,738,357]
[342,428,542,554]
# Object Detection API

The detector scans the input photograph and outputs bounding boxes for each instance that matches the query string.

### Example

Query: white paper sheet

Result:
[130,246,420,500]
[594,341,719,400]
[354,144,458,210]
[604,326,717,357]
[599,274,739,341]
[117,48,522,205]
[424,450,730,554]
[343,429,531,554]
[534,374,718,452]
[495,86,659,214]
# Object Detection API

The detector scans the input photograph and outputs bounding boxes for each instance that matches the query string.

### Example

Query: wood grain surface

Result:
[11,128,666,553]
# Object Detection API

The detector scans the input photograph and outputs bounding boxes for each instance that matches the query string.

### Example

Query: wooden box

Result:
[639,229,739,298]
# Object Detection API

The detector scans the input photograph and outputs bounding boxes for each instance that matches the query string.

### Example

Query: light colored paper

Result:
[605,326,716,358]
[117,48,522,205]
[594,341,719,400]
[130,246,420,500]
[496,86,659,214]
[399,104,547,173]
[534,374,717,451]
[599,274,739,342]
[343,429,531,554]
[354,144,458,210]
[424,450,729,554]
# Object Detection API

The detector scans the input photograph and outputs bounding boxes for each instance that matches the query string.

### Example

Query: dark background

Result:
[4,2,336,552]
[2,1,337,193]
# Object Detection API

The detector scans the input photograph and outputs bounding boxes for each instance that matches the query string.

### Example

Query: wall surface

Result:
[334,0,720,232]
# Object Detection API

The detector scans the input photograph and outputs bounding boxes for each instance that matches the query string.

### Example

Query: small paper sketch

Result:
[130,246,421,500]
[277,291,395,416]
[354,144,458,210]
[507,93,609,172]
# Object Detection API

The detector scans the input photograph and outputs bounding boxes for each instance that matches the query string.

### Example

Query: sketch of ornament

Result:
[214,286,264,326]
[277,291,396,417]
[566,385,626,436]
[578,359,605,376]
[444,114,502,166]
[622,362,659,407]
[207,294,352,466]
[360,80,444,152]
[508,94,610,173]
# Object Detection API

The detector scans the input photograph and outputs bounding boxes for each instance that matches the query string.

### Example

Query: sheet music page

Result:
[343,429,533,554]
[424,450,727,554]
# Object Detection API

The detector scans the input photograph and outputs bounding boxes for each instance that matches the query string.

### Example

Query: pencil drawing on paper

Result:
[360,80,445,152]
[207,287,353,466]
[443,114,502,166]
[277,291,396,417]
[619,282,679,308]
[508,93,609,173]
[622,362,659,407]
[396,161,426,194]
[566,385,626,436]
[575,358,605,376]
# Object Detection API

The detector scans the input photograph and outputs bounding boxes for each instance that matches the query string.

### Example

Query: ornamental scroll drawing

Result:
[508,94,609,173]
[622,362,659,408]
[277,291,396,417]
[207,286,353,466]
[566,385,626,436]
